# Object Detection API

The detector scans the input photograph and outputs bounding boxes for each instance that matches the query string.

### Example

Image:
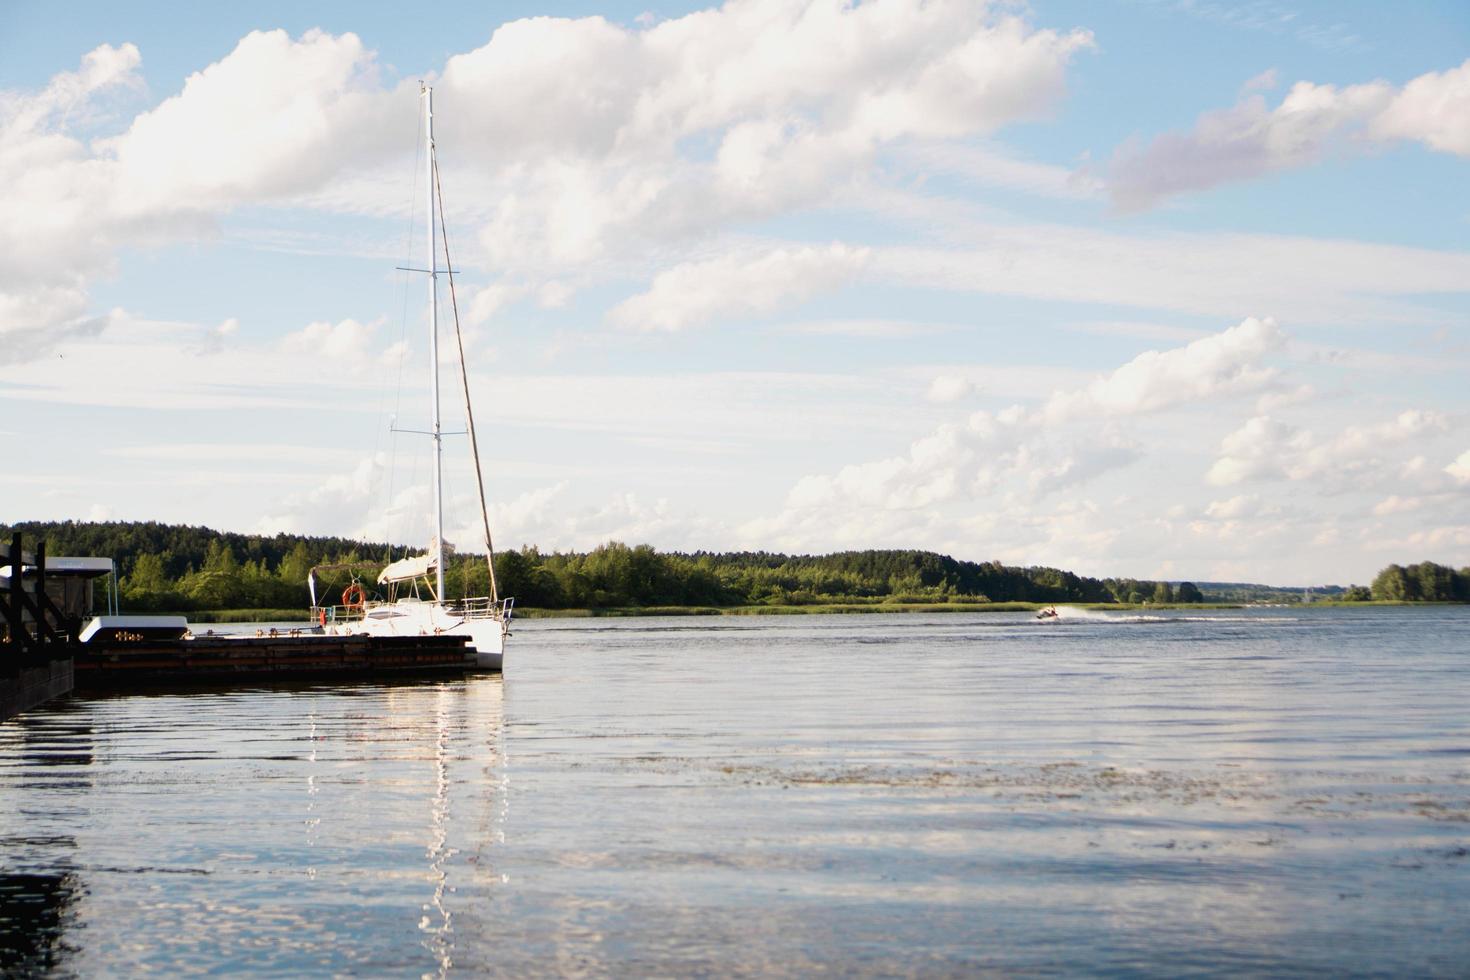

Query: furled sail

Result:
[377,554,436,585]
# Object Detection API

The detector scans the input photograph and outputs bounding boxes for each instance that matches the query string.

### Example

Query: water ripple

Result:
[1,607,1467,975]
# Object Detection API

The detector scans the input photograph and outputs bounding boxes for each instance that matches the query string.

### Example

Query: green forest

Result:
[8,519,1200,613]
[1367,562,1470,602]
[4,520,1465,614]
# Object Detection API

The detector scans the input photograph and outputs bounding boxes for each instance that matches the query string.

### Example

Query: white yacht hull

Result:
[325,601,505,671]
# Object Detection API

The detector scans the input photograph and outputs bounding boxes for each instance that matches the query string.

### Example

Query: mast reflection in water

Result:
[0,679,505,975]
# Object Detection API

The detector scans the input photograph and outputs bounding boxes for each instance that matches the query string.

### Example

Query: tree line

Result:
[4,520,1214,612]
[5,520,389,612]
[10,521,1459,611]
[1367,561,1470,602]
[487,545,1206,609]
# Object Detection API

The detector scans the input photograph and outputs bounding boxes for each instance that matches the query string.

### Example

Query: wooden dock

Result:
[5,532,493,700]
[74,633,482,689]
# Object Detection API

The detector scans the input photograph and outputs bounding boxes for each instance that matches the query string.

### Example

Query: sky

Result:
[1,0,1468,586]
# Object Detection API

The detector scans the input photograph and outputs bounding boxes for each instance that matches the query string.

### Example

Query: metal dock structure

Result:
[1,535,75,720]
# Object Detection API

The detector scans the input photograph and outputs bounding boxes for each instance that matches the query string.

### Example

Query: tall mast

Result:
[425,84,446,602]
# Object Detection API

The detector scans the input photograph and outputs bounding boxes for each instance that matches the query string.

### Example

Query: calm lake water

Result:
[3,606,1468,976]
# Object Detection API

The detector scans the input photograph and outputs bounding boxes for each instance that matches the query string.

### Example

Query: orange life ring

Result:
[342,583,367,608]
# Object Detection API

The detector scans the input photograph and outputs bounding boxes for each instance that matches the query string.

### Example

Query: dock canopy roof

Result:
[1,555,113,581]
[45,557,114,577]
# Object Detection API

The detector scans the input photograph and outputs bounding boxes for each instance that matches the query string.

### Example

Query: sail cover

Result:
[377,553,435,584]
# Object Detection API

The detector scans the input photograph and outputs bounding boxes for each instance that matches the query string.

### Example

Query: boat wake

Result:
[1048,606,1118,622]
[1040,607,1299,625]
[1037,606,1164,624]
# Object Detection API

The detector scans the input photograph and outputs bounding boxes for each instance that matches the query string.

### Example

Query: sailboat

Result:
[308,84,512,671]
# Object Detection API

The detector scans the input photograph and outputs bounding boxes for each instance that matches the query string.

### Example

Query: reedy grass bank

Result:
[497,601,1250,618]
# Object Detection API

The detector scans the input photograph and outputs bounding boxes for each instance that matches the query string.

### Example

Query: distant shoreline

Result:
[16,521,1463,611]
[175,599,1463,624]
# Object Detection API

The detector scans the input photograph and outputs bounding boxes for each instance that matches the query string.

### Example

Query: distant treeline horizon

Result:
[3,520,1464,612]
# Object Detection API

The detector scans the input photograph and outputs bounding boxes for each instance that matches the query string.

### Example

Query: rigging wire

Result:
[433,154,500,604]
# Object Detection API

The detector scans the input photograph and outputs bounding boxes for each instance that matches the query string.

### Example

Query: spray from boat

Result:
[1035,606,1171,624]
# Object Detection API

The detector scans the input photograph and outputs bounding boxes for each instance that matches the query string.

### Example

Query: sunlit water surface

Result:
[2,607,1468,976]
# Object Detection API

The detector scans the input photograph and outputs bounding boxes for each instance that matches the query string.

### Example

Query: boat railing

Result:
[309,603,368,625]
[311,596,514,624]
[447,596,515,622]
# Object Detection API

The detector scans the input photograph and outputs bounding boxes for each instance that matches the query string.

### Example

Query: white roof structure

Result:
[0,556,113,580]
[46,557,114,577]
[79,615,188,643]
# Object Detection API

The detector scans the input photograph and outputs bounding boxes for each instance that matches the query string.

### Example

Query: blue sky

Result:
[2,0,1468,585]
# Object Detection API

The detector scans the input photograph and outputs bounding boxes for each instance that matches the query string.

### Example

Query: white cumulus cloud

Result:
[927,374,978,404]
[279,317,389,371]
[1208,409,1453,488]
[2,5,1097,359]
[445,1,1091,269]
[1109,58,1470,210]
[1446,450,1470,486]
[784,316,1285,519]
[610,243,870,331]
[104,29,396,214]
[1041,316,1284,423]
